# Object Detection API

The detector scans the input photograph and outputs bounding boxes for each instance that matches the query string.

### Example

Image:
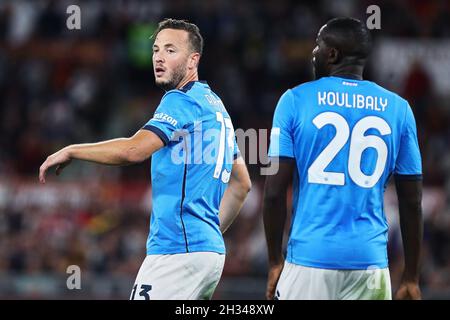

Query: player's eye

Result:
[166,48,175,53]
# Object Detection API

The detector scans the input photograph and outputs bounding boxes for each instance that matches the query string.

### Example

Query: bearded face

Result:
[153,28,191,91]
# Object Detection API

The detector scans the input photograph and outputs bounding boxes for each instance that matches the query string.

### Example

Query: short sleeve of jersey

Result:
[394,103,422,176]
[143,91,197,145]
[268,90,295,158]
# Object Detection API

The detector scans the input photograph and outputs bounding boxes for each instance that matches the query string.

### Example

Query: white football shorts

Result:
[130,252,225,300]
[275,261,392,300]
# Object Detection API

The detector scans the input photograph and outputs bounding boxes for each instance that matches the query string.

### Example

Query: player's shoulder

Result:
[161,88,192,101]
[290,78,324,94]
[159,88,198,111]
[275,80,324,112]
[288,78,343,100]
[163,81,210,101]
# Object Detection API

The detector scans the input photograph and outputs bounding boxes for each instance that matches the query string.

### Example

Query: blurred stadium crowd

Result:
[0,0,449,299]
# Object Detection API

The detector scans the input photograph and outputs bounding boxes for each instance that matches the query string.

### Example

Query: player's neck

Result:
[329,65,364,80]
[176,72,199,90]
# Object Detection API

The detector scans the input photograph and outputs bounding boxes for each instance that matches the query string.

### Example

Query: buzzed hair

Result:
[153,18,204,55]
[321,17,372,62]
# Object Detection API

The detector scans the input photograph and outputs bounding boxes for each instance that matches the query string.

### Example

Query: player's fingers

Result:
[394,286,407,300]
[265,265,283,299]
[39,163,48,184]
[394,287,403,300]
[39,156,57,183]
[266,285,275,300]
[265,275,278,300]
[410,286,421,300]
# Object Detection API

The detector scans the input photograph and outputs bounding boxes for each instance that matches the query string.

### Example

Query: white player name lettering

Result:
[317,91,388,112]
[153,112,178,126]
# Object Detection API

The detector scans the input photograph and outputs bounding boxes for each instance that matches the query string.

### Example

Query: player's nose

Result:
[154,51,165,63]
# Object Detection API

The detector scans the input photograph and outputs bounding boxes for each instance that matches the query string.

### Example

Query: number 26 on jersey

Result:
[308,112,391,188]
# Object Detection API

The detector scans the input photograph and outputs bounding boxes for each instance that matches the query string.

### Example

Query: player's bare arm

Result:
[218,156,251,234]
[394,178,423,300]
[39,129,164,183]
[262,159,295,300]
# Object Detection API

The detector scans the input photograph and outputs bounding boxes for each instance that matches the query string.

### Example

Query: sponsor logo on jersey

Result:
[153,112,178,126]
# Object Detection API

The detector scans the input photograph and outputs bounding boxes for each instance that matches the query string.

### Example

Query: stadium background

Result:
[0,0,449,299]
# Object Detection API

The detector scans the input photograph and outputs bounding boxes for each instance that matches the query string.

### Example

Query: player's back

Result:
[144,81,238,255]
[270,76,422,269]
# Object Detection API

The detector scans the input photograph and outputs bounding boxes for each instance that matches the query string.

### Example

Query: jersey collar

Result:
[179,80,208,92]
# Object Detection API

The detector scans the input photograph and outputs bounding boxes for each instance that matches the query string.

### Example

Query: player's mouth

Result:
[155,66,166,77]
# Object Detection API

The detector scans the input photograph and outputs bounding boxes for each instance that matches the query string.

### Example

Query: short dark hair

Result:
[321,17,372,61]
[153,18,203,55]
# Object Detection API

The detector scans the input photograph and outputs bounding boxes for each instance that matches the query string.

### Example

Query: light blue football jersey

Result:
[268,76,422,269]
[143,81,239,255]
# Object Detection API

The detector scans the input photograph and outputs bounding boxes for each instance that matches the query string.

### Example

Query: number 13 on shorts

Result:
[130,284,153,300]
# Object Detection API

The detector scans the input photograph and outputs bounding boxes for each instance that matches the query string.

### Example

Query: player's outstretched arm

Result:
[394,177,423,300]
[218,156,251,234]
[262,159,295,300]
[39,129,164,183]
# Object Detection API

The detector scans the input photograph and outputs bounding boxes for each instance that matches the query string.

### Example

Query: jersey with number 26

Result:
[268,76,422,269]
[143,81,239,255]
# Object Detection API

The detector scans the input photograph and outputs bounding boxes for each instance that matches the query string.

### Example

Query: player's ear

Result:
[188,52,201,70]
[328,47,340,64]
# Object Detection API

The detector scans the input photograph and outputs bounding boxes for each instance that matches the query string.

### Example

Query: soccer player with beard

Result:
[39,19,251,300]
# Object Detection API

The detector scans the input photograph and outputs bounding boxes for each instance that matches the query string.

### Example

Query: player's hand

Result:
[39,148,72,184]
[266,262,284,300]
[394,280,421,300]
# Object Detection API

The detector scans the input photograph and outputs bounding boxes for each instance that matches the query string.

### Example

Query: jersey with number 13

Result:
[143,81,239,255]
[268,76,422,269]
